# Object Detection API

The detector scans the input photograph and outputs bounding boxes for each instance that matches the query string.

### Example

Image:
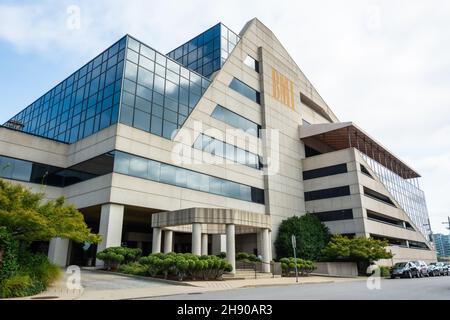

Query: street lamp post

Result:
[291,235,299,283]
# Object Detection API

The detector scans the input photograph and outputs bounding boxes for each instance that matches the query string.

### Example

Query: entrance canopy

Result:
[300,122,420,179]
[151,207,271,234]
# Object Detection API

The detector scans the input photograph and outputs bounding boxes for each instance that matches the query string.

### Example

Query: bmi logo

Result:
[272,68,295,110]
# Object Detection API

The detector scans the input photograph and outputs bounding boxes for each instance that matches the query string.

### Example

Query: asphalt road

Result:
[147,275,450,300]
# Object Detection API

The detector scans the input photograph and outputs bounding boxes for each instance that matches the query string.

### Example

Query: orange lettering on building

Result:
[272,68,295,110]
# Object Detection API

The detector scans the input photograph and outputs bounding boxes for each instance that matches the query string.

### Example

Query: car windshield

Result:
[430,263,436,266]
[394,263,407,267]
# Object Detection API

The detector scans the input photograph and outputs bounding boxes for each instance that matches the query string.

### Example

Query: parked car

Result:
[428,262,444,276]
[444,263,450,276]
[412,260,429,277]
[436,262,449,276]
[390,262,420,279]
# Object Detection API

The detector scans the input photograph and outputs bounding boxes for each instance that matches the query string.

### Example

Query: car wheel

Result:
[408,271,413,279]
[390,275,395,279]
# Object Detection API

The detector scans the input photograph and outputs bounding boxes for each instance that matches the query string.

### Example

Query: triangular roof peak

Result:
[240,18,339,123]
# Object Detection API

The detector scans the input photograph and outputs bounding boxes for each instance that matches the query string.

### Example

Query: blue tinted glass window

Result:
[166,23,240,79]
[193,134,261,170]
[211,105,261,137]
[4,36,126,143]
[229,78,260,104]
[118,36,211,140]
[113,151,264,204]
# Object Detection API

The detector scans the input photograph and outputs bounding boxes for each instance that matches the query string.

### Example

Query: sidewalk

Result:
[28,270,363,300]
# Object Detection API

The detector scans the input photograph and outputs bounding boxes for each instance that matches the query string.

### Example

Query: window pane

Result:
[137,67,154,88]
[128,37,140,52]
[114,152,130,174]
[160,164,177,185]
[133,109,150,131]
[120,105,134,126]
[136,85,153,101]
[127,49,139,64]
[135,96,151,113]
[229,78,260,104]
[12,159,32,181]
[162,120,177,139]
[151,116,163,136]
[148,160,160,181]
[129,157,148,179]
[124,61,138,81]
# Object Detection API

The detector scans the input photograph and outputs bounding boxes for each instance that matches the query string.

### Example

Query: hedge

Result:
[280,257,316,277]
[137,253,232,281]
[96,247,142,270]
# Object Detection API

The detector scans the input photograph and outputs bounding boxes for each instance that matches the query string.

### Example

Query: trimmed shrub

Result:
[118,262,148,276]
[280,257,316,277]
[217,252,226,259]
[96,247,142,270]
[236,252,260,263]
[139,253,232,281]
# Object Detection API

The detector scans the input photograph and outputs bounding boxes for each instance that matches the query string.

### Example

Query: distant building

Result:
[433,234,450,257]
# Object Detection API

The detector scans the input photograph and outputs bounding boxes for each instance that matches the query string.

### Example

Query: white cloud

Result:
[0,0,449,233]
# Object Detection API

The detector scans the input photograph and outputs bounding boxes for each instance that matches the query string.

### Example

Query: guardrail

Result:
[235,261,282,279]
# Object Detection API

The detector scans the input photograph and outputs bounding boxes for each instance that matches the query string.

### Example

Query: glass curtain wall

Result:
[119,36,211,140]
[360,152,431,238]
[167,23,240,79]
[5,37,126,143]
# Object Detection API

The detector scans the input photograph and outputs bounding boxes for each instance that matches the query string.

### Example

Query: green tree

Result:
[321,235,394,273]
[275,214,330,260]
[0,179,100,244]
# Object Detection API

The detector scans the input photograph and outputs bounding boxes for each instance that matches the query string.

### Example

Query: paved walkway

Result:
[26,269,361,300]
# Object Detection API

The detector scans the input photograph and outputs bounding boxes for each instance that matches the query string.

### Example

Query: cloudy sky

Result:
[0,0,449,233]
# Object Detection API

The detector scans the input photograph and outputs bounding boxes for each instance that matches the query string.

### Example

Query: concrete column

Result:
[96,204,124,267]
[48,238,70,267]
[226,224,236,274]
[152,227,162,253]
[211,234,226,255]
[261,228,271,273]
[164,230,173,253]
[192,223,202,255]
[268,230,273,263]
[201,234,208,256]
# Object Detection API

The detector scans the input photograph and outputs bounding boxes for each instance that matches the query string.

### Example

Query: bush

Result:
[236,252,260,263]
[118,262,148,276]
[217,252,226,259]
[19,253,61,287]
[280,257,316,277]
[321,235,394,274]
[275,214,331,261]
[96,247,142,270]
[0,252,60,298]
[0,273,35,298]
[379,266,390,277]
[139,253,232,281]
[0,227,19,281]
